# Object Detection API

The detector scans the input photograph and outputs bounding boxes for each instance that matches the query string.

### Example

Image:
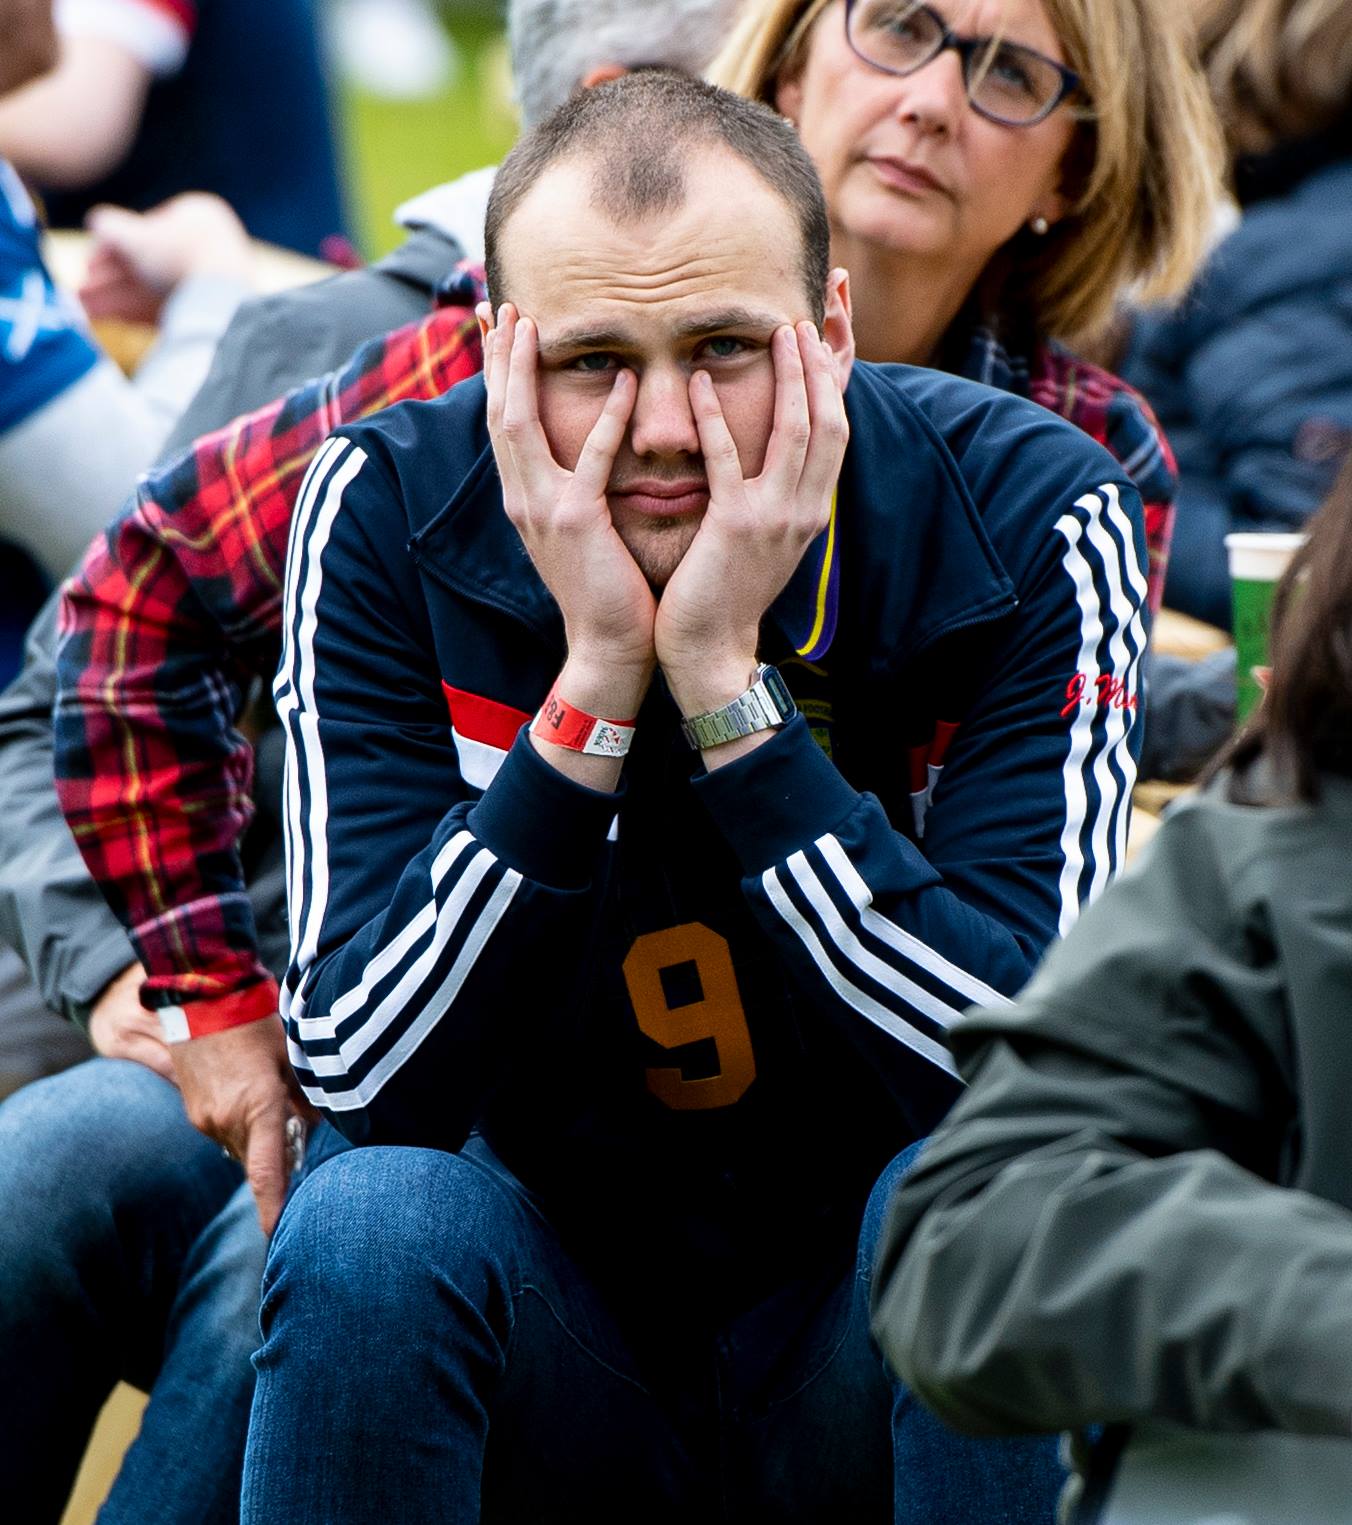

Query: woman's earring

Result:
[1030,215,1050,236]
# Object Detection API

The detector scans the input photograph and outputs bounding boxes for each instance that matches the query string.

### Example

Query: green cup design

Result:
[1225,533,1305,722]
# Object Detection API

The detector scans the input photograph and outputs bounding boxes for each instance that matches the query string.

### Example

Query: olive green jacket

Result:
[873,772,1352,1445]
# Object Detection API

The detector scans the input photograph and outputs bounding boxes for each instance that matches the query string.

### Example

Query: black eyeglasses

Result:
[843,0,1081,127]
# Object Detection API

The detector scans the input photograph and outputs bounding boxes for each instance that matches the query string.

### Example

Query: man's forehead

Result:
[500,151,807,333]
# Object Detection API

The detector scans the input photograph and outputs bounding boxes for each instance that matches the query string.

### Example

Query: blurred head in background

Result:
[709,0,1223,352]
[1191,0,1352,160]
[508,0,745,127]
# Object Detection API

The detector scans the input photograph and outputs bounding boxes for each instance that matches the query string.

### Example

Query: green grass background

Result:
[337,6,518,259]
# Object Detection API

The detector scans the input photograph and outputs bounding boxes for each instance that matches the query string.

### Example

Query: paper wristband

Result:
[530,687,636,757]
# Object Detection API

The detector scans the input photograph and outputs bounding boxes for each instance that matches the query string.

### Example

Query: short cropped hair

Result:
[708,0,1225,344]
[507,0,743,127]
[1192,0,1352,157]
[484,71,831,322]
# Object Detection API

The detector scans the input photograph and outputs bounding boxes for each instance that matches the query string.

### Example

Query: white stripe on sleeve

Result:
[1053,486,1146,936]
[814,834,1014,1011]
[762,865,959,1077]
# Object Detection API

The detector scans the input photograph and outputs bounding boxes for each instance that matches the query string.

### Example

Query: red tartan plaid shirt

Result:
[53,310,1173,1038]
[54,306,483,1036]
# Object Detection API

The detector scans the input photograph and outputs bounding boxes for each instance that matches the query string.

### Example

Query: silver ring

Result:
[286,1114,307,1174]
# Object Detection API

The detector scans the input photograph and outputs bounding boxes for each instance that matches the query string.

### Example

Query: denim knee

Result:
[0,1057,236,1252]
[261,1145,522,1341]
[859,1138,928,1272]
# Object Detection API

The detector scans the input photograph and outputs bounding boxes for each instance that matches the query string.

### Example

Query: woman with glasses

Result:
[709,0,1223,614]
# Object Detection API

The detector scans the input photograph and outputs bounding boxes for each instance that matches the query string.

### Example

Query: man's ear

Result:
[773,67,803,125]
[821,268,855,389]
[581,62,627,91]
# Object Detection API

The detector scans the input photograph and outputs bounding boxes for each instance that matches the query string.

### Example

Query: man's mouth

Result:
[609,480,710,518]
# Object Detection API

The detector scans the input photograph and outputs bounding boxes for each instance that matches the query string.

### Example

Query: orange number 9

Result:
[623,923,756,1111]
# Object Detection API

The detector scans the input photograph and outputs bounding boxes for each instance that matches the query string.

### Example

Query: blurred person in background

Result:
[0,0,352,260]
[0,7,744,1523]
[708,0,1224,620]
[329,0,460,100]
[872,454,1352,1525]
[0,0,254,1097]
[1121,0,1352,633]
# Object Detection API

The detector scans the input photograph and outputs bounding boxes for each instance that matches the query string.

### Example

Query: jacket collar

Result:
[765,363,1017,672]
[407,381,564,647]
[412,366,1017,669]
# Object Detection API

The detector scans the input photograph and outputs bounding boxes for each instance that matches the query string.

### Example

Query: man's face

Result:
[494,149,852,587]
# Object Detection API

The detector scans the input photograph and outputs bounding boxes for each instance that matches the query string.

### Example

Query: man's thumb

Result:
[245,1113,289,1237]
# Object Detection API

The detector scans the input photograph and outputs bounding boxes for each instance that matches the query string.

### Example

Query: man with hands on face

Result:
[486,301,846,791]
[248,73,1147,1523]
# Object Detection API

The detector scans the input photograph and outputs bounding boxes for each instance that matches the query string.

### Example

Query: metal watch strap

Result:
[679,664,796,750]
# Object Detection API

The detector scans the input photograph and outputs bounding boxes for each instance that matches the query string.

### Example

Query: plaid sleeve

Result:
[1030,348,1178,618]
[53,306,483,1039]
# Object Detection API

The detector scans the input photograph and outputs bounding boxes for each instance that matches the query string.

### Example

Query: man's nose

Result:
[627,365,701,459]
[895,45,967,137]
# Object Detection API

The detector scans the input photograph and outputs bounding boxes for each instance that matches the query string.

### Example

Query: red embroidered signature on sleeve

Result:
[1060,672,1137,719]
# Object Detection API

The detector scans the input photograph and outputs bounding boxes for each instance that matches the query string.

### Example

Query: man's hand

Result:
[657,322,848,721]
[171,1017,319,1236]
[483,302,655,785]
[0,0,58,97]
[88,962,175,1083]
[80,193,254,325]
[484,302,655,681]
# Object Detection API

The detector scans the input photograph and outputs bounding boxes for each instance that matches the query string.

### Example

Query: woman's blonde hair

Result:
[707,0,1225,342]
[1192,0,1352,155]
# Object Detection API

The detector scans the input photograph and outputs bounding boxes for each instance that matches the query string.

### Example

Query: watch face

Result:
[761,665,797,722]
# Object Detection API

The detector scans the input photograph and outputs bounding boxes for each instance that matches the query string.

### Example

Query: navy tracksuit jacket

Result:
[275,361,1147,1306]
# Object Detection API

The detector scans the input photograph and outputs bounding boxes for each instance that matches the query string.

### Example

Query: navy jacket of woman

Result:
[1122,132,1352,628]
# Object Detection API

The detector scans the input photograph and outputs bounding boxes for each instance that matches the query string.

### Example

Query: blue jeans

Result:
[244,1138,1063,1523]
[0,1058,263,1525]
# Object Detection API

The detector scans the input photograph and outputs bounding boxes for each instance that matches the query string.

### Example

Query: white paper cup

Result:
[1224,531,1306,720]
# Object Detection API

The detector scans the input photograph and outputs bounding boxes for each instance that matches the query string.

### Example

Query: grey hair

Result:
[508,0,743,127]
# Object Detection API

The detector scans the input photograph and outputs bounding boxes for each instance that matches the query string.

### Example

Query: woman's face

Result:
[776,0,1078,279]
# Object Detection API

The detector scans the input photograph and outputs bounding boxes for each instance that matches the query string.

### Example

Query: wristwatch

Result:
[679,663,797,750]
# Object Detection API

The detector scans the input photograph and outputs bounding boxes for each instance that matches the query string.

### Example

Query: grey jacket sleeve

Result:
[159,250,445,458]
[0,595,135,1025]
[0,360,160,580]
[871,796,1352,1440]
[0,277,250,579]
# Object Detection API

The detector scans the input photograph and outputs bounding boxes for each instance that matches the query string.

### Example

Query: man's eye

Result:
[700,336,750,360]
[566,353,618,374]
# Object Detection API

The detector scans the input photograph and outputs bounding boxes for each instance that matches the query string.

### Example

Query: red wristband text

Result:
[530,685,636,757]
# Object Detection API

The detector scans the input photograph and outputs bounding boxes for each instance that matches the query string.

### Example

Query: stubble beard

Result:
[621,516,702,591]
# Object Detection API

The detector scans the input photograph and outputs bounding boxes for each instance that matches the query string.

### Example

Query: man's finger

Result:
[244,1106,290,1237]
[760,324,811,488]
[484,304,515,444]
[501,317,559,500]
[689,370,744,501]
[476,301,495,387]
[572,369,636,498]
[799,323,850,507]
